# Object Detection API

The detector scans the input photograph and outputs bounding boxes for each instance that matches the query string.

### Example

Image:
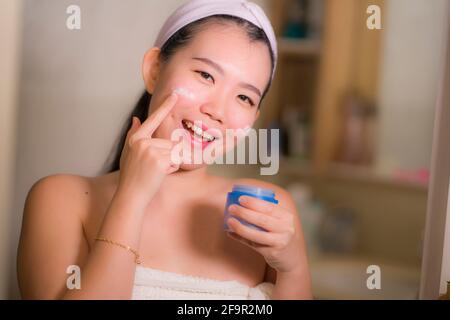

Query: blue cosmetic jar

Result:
[224,185,279,232]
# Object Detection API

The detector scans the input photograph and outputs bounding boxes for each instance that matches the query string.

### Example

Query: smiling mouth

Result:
[181,119,216,143]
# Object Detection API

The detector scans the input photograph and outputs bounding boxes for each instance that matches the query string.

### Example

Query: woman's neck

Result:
[152,166,216,208]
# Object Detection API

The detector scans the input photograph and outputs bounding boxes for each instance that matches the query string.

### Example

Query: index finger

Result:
[238,196,280,216]
[133,93,178,140]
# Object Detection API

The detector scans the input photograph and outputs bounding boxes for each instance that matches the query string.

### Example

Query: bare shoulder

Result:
[24,171,121,227]
[29,173,92,196]
[232,178,297,212]
[25,174,93,218]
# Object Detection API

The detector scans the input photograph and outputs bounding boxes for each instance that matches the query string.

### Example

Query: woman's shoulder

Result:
[28,171,117,201]
[28,173,93,200]
[24,172,121,233]
[24,173,101,222]
[28,173,89,198]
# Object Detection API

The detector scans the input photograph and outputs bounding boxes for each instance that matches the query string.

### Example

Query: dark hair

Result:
[103,15,275,173]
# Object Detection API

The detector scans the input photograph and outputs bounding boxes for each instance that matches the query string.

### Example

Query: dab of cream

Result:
[236,125,252,138]
[173,87,196,100]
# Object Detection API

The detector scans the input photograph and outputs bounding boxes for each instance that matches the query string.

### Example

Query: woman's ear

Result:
[142,47,161,94]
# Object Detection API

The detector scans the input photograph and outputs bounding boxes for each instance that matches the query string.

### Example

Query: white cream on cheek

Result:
[242,125,251,135]
[236,125,251,137]
[229,125,252,141]
[173,87,196,101]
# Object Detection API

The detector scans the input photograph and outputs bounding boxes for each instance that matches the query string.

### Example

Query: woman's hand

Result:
[117,92,180,206]
[226,195,304,274]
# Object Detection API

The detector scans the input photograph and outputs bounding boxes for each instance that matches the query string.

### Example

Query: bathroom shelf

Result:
[279,157,429,191]
[325,163,429,191]
[278,37,321,56]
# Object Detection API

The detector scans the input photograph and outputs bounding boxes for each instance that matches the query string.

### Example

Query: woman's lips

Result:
[181,119,215,150]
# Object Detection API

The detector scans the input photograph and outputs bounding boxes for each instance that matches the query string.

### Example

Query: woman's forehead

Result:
[179,23,272,86]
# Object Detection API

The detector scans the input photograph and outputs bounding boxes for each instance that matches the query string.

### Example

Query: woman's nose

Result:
[199,98,226,124]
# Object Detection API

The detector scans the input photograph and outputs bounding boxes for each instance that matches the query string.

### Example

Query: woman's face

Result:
[145,22,272,169]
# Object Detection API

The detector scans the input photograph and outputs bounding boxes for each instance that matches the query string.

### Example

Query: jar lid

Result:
[232,185,276,198]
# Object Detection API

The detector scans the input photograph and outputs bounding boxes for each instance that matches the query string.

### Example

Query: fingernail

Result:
[228,205,237,213]
[238,196,248,204]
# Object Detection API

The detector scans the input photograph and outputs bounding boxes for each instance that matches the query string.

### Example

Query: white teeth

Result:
[183,120,215,142]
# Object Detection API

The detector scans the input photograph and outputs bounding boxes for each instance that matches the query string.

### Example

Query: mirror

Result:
[3,0,449,300]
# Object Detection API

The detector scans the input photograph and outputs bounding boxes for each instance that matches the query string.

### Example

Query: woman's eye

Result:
[238,95,255,107]
[196,71,214,83]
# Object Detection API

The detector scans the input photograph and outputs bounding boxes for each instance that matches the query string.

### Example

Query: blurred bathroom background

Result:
[1,0,450,299]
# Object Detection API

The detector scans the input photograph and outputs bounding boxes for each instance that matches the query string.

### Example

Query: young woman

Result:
[17,0,312,300]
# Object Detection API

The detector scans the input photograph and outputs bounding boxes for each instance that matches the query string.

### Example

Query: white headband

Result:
[154,0,278,80]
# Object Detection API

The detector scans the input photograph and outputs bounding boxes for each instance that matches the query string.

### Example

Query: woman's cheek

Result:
[172,84,207,106]
[173,87,196,101]
[227,112,254,131]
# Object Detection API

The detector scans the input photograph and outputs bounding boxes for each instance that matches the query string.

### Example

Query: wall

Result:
[0,0,23,299]
[441,180,450,294]
[376,0,450,173]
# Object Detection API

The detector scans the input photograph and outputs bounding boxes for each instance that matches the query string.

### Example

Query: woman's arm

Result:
[271,267,312,300]
[17,174,147,299]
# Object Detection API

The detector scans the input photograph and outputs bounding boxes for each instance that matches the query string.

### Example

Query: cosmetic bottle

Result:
[224,185,278,232]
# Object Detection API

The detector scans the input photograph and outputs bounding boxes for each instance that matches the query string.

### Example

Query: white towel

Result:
[132,265,274,300]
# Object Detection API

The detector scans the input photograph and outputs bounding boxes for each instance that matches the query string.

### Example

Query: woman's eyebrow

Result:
[193,57,224,75]
[192,56,262,97]
[239,83,262,98]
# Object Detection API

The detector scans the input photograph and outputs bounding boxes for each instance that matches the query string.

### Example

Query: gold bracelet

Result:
[95,237,142,265]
